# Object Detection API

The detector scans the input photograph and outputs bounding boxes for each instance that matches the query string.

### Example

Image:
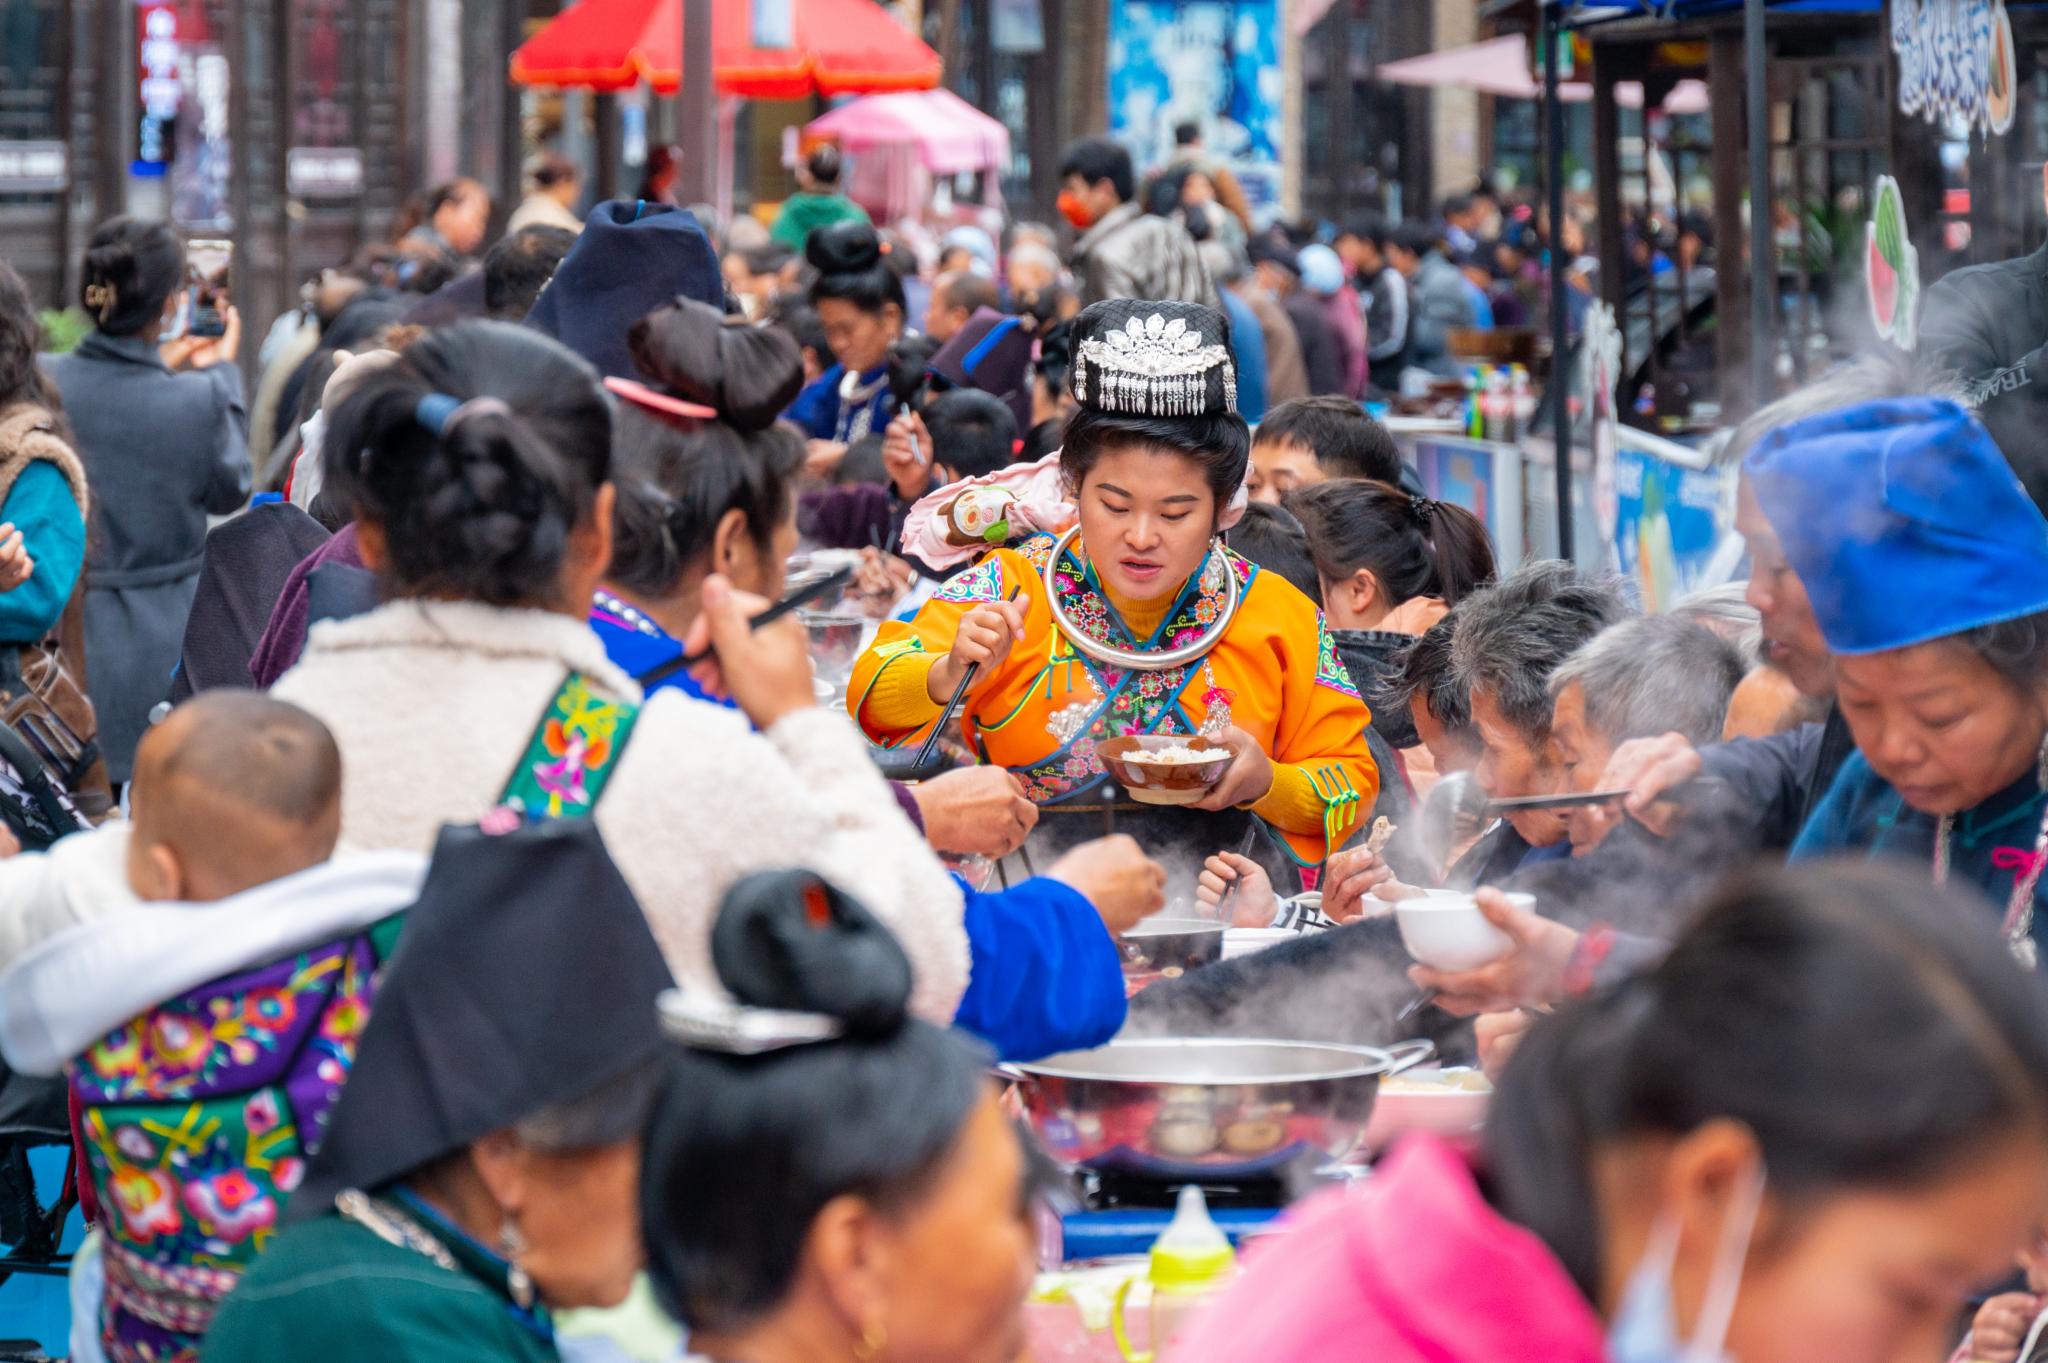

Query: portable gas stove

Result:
[1052,1164,1361,1262]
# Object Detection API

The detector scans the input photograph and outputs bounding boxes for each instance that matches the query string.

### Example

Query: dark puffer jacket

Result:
[1917,241,2048,510]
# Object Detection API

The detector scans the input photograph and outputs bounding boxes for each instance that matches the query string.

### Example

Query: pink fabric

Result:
[898,450,1252,572]
[1174,1136,1607,1363]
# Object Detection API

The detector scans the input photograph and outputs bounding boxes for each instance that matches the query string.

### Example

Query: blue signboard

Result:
[1106,0,1282,218]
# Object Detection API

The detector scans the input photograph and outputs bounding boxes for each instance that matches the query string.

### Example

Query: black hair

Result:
[806,221,906,318]
[834,432,888,486]
[1338,216,1390,248]
[1173,121,1202,146]
[0,260,55,413]
[1060,407,1251,521]
[609,416,803,596]
[425,178,483,219]
[1962,609,2048,688]
[80,217,184,337]
[925,387,1017,481]
[936,270,1001,319]
[774,303,834,369]
[1057,136,1135,204]
[1227,503,1321,605]
[1254,396,1403,484]
[804,144,843,187]
[324,320,611,607]
[484,225,577,319]
[1440,193,1475,220]
[1391,222,1441,259]
[395,252,458,296]
[1488,860,2048,1301]
[1289,478,1496,610]
[641,872,992,1333]
[1383,613,1472,742]
[530,152,579,190]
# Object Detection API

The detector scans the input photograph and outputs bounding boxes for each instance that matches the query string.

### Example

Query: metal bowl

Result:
[1004,1037,1432,1180]
[1116,917,1226,974]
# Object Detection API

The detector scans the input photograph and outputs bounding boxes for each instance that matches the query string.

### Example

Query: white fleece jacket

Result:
[271,599,969,1021]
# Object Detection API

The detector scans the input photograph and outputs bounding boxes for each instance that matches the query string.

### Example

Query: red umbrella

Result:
[509,0,941,100]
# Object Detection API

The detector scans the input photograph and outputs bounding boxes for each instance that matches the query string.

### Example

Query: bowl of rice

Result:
[1097,734,1234,805]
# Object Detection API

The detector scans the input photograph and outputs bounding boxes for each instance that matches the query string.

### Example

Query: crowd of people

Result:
[0,124,2040,1363]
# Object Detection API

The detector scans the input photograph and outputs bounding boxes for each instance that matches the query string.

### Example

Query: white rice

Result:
[1139,742,1224,765]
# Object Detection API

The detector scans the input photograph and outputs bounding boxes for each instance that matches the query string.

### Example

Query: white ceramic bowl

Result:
[1359,1067,1493,1151]
[1393,889,1516,972]
[1222,927,1297,960]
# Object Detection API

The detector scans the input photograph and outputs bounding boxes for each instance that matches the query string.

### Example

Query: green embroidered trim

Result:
[497,673,640,823]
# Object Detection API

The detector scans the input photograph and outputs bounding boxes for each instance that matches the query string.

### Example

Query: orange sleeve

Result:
[848,548,1034,747]
[1248,591,1380,866]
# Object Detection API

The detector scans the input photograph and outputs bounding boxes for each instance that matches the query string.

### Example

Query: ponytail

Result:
[1288,479,1498,611]
[324,320,612,606]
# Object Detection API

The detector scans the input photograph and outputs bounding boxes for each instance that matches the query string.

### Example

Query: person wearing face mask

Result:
[1759,398,2048,965]
[1055,138,1218,311]
[850,299,1376,890]
[1175,859,2048,1363]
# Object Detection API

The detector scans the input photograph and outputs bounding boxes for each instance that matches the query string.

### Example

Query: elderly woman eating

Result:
[1762,397,2048,963]
[642,870,1037,1363]
[203,821,672,1362]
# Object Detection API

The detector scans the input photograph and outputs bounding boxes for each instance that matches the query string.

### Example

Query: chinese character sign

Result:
[1893,0,2017,137]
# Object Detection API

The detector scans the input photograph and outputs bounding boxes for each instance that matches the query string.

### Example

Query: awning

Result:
[803,89,1010,174]
[1372,33,1706,112]
[509,0,942,99]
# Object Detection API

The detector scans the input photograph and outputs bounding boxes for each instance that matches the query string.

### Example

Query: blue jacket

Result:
[1218,288,1268,424]
[0,461,84,645]
[590,601,1127,1059]
[1793,750,2048,956]
[787,363,896,443]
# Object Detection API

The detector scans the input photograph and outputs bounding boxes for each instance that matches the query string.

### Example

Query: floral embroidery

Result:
[1314,616,1361,698]
[499,673,641,823]
[71,924,403,1363]
[933,556,1006,604]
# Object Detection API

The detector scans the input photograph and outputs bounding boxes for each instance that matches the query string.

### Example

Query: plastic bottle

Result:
[1111,1185,1238,1362]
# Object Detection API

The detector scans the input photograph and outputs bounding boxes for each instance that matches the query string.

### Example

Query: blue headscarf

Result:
[527,199,724,382]
[1745,395,2048,655]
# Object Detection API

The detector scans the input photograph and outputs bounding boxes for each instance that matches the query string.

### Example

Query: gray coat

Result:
[1406,252,1477,377]
[43,332,250,781]
[1071,203,1220,311]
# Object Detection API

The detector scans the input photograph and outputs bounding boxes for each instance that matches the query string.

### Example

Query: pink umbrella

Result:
[804,88,1011,175]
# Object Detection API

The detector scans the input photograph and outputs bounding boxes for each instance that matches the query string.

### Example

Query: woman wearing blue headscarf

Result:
[1761,397,2048,965]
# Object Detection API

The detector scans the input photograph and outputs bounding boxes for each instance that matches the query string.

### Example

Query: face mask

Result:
[1607,1164,1766,1363]
[1058,190,1097,231]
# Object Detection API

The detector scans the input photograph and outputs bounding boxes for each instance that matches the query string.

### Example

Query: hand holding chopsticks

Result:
[914,585,1025,768]
[667,572,844,731]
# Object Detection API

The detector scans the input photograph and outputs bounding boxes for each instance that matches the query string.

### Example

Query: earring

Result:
[853,1321,887,1363]
[499,1218,528,1257]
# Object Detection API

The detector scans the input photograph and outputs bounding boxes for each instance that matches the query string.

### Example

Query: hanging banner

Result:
[1582,299,1622,554]
[1867,174,1921,351]
[135,2,181,174]
[1892,0,2016,137]
[1107,0,1281,221]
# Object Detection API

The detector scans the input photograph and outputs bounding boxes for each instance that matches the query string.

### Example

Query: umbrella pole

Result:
[679,0,718,205]
[1543,2,1574,563]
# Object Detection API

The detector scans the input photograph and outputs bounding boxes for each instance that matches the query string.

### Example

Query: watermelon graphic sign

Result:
[1868,175,1921,352]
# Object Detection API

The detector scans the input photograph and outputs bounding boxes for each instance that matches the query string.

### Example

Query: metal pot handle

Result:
[1382,1039,1436,1076]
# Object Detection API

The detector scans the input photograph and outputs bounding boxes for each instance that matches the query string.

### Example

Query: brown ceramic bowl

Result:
[1097,734,1233,806]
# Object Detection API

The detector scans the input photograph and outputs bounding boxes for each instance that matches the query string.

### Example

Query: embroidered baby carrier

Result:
[67,915,406,1363]
[489,672,641,827]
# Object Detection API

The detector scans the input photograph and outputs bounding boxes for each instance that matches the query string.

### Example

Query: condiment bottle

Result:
[1111,1184,1237,1362]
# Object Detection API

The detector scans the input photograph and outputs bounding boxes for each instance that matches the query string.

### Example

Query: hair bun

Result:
[805,220,883,276]
[627,298,805,432]
[710,870,912,1038]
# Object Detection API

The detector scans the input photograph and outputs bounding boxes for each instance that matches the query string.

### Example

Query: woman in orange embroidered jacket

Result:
[850,299,1377,875]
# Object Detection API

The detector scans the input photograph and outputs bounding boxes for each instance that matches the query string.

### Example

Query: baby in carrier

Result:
[0,691,424,1363]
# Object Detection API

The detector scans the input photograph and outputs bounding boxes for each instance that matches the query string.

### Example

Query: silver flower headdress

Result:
[1073,311,1236,416]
